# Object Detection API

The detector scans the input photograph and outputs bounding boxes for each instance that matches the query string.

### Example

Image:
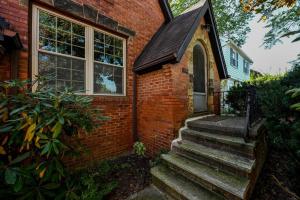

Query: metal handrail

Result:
[214,87,261,142]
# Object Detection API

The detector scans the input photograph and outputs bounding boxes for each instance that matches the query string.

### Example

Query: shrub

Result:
[133,142,146,157]
[226,66,300,160]
[0,78,105,199]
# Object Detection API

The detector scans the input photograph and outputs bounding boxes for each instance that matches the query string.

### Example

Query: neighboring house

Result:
[0,0,228,164]
[221,39,254,91]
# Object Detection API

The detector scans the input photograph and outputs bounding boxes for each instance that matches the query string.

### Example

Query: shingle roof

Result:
[134,0,228,79]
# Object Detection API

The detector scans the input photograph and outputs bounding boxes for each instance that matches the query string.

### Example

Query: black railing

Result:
[214,86,262,142]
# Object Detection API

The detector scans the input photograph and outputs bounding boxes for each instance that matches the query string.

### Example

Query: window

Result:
[243,60,250,74]
[230,48,239,68]
[32,7,126,95]
[93,31,124,94]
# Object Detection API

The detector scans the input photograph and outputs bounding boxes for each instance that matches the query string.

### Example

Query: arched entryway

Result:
[193,43,207,113]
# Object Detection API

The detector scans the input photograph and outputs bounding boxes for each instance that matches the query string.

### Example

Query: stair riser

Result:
[162,159,244,200]
[173,146,252,179]
[188,124,244,137]
[181,133,255,159]
[152,175,188,200]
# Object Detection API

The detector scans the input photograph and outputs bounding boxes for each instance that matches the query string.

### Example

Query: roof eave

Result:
[134,53,177,73]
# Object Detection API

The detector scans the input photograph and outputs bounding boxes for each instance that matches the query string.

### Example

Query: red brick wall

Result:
[0,0,165,165]
[0,0,29,80]
[137,18,222,157]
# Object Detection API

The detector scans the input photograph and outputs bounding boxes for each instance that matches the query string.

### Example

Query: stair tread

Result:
[182,128,256,148]
[151,165,224,200]
[187,118,246,137]
[162,153,250,199]
[176,141,255,173]
[188,117,246,130]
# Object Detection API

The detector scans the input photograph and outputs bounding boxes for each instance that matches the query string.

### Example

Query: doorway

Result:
[193,43,207,113]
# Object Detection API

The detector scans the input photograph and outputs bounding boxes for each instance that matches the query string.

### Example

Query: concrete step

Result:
[151,165,224,200]
[181,128,256,159]
[187,118,246,137]
[172,141,255,178]
[162,153,250,200]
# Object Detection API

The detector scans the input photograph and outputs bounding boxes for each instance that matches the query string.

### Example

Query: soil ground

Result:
[250,147,300,200]
[105,154,151,200]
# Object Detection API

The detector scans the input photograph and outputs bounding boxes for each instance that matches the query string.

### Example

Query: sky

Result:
[242,17,299,75]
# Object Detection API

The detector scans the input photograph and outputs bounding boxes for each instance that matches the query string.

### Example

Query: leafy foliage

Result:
[169,0,254,46]
[227,66,300,160]
[133,142,146,157]
[241,0,300,49]
[287,88,300,111]
[0,77,107,199]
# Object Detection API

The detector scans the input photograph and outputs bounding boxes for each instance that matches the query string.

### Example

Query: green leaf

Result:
[14,177,23,192]
[10,152,31,165]
[5,168,17,185]
[52,122,62,139]
[41,143,50,156]
[0,126,14,133]
[42,183,60,190]
[9,106,28,116]
[52,142,59,155]
[58,115,65,125]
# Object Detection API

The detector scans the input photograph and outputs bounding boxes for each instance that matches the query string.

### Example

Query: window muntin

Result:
[34,7,126,96]
[93,30,124,95]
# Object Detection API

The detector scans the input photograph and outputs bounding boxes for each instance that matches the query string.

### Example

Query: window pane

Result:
[57,18,71,32]
[39,25,56,40]
[57,31,71,44]
[73,24,85,36]
[39,11,56,28]
[95,32,104,43]
[57,56,71,69]
[115,39,123,48]
[38,52,85,92]
[94,63,123,94]
[57,42,71,55]
[105,35,114,46]
[72,46,85,58]
[39,38,56,52]
[95,52,105,63]
[94,42,104,53]
[38,53,56,76]
[73,35,85,47]
[115,47,123,57]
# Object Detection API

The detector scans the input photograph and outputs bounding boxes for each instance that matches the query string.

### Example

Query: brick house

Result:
[0,0,228,164]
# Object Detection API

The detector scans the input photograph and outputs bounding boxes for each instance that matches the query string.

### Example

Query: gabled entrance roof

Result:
[134,0,228,79]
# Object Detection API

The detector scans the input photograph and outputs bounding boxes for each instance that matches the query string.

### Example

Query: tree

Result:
[169,0,254,46]
[241,0,300,48]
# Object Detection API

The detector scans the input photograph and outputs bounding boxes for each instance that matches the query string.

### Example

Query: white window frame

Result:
[32,5,127,96]
[230,48,239,68]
